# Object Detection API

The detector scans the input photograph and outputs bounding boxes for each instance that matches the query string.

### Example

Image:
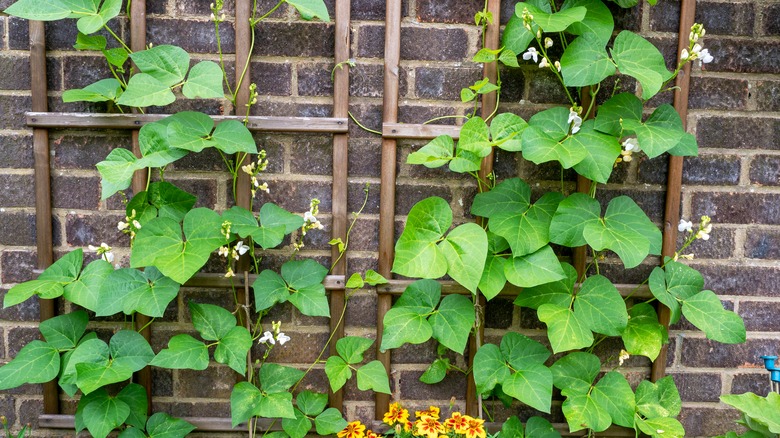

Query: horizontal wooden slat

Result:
[382,123,461,139]
[26,112,348,133]
[376,279,652,299]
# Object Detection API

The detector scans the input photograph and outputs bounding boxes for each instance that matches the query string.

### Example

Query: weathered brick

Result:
[145,96,224,115]
[416,0,483,24]
[0,250,37,284]
[763,2,780,36]
[750,155,780,186]
[681,337,775,369]
[0,95,32,130]
[745,229,780,259]
[297,62,333,97]
[350,63,408,98]
[347,140,382,178]
[351,0,408,21]
[739,300,780,331]
[679,407,741,437]
[0,174,34,208]
[347,103,382,138]
[18,398,43,430]
[398,370,468,400]
[167,147,227,172]
[684,155,741,185]
[669,372,722,402]
[697,116,780,150]
[152,368,173,397]
[252,331,329,363]
[692,264,780,296]
[253,22,334,57]
[174,0,240,15]
[7,326,40,357]
[596,188,666,223]
[689,76,749,110]
[0,53,32,91]
[395,183,453,216]
[290,135,333,175]
[0,395,15,431]
[50,132,131,170]
[251,61,292,96]
[65,213,126,247]
[249,179,332,214]
[498,66,526,102]
[348,180,380,215]
[493,148,521,178]
[344,292,379,327]
[692,192,780,225]
[177,366,236,399]
[0,134,33,169]
[401,27,472,62]
[677,226,735,259]
[62,54,114,90]
[415,65,482,100]
[703,38,780,74]
[755,80,780,111]
[164,401,231,417]
[52,175,101,210]
[397,104,458,125]
[343,217,379,253]
[650,0,755,36]
[731,372,771,395]
[147,17,235,53]
[609,0,642,31]
[35,18,123,51]
[356,24,385,58]
[0,212,61,247]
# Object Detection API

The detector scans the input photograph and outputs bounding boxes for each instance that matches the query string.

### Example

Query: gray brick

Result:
[745,230,780,259]
[0,174,34,208]
[0,212,61,247]
[253,22,334,57]
[739,300,780,331]
[352,0,408,21]
[755,80,780,111]
[147,17,235,54]
[415,66,482,100]
[65,213,126,247]
[731,372,771,395]
[0,288,40,322]
[697,116,780,150]
[763,3,780,36]
[703,38,780,74]
[0,250,37,284]
[0,95,32,130]
[52,175,101,210]
[297,62,333,97]
[679,407,741,438]
[398,370,468,400]
[416,0,483,24]
[692,192,780,225]
[692,264,780,296]
[0,134,33,169]
[688,76,749,110]
[750,155,780,186]
[650,0,755,36]
[251,61,292,96]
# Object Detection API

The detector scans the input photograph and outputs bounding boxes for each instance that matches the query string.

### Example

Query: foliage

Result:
[717,392,780,438]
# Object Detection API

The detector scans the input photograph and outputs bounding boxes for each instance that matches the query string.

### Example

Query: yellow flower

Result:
[464,416,486,438]
[444,412,469,434]
[365,430,381,438]
[415,405,440,420]
[338,421,366,438]
[383,402,410,426]
[415,416,444,438]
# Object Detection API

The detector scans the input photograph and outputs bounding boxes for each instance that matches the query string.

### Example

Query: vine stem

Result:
[348,111,382,135]
[102,23,133,54]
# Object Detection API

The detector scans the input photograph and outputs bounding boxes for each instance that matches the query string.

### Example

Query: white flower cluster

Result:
[568,107,582,134]
[674,215,713,261]
[242,150,270,198]
[117,209,142,241]
[218,240,250,278]
[258,321,290,346]
[681,23,713,66]
[88,242,114,264]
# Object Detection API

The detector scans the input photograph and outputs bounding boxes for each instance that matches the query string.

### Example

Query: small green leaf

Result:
[570,121,622,184]
[621,303,666,361]
[594,92,643,136]
[538,304,594,353]
[116,73,176,107]
[551,352,599,395]
[515,263,576,310]
[286,0,330,21]
[324,356,352,392]
[40,310,88,351]
[74,32,107,50]
[504,245,566,288]
[364,270,388,286]
[430,294,475,353]
[315,408,348,435]
[336,336,374,364]
[253,270,289,312]
[230,382,263,428]
[522,3,587,32]
[591,371,636,428]
[260,203,305,234]
[183,61,224,98]
[98,267,180,318]
[150,334,209,370]
[259,363,305,393]
[682,290,746,344]
[471,177,530,219]
[283,409,311,438]
[64,259,114,313]
[356,360,391,394]
[380,307,433,350]
[146,412,196,438]
[297,390,328,416]
[392,197,451,279]
[575,275,628,336]
[458,117,492,157]
[117,383,148,430]
[165,111,215,153]
[130,45,190,87]
[407,135,454,168]
[502,363,553,413]
[212,120,258,154]
[420,358,449,384]
[190,302,236,341]
[438,222,488,293]
[0,340,60,390]
[214,326,253,375]
[472,343,510,394]
[490,113,527,152]
[63,78,123,103]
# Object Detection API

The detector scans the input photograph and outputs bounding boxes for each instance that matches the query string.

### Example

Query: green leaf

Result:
[407,135,454,168]
[364,270,388,286]
[458,117,492,157]
[260,203,305,234]
[490,113,527,152]
[165,111,215,153]
[136,121,189,168]
[283,258,328,289]
[315,408,348,435]
[503,363,553,413]
[116,383,148,430]
[392,197,451,279]
[59,336,108,395]
[472,344,510,394]
[575,275,628,336]
[81,389,131,438]
[356,360,391,394]
[212,120,258,154]
[63,78,123,103]
[5,0,71,21]
[561,34,615,88]
[472,177,531,218]
[98,0,121,26]
[682,290,746,343]
[420,358,449,384]
[116,73,176,107]
[538,304,594,353]
[0,340,60,390]
[63,259,114,313]
[137,181,197,223]
[40,310,88,351]
[110,330,154,372]
[720,392,780,434]
[131,208,226,283]
[526,417,561,438]
[522,126,587,169]
[283,410,311,438]
[522,3,587,32]
[515,262,576,310]
[430,294,475,353]
[221,206,259,237]
[504,245,566,288]
[130,45,190,86]
[297,390,328,416]
[636,417,685,438]
[621,303,666,361]
[380,307,433,350]
[190,302,236,341]
[551,352,599,396]
[461,87,478,102]
[438,222,488,293]
[230,382,263,427]
[103,47,129,68]
[657,375,682,417]
[594,92,643,137]
[324,356,352,392]
[3,280,62,308]
[214,326,253,375]
[498,48,520,68]
[591,371,636,428]
[489,191,562,257]
[286,0,330,21]
[260,363,305,394]
[38,248,83,283]
[502,12,535,55]
[146,412,196,438]
[478,254,507,301]
[150,334,209,370]
[500,332,550,369]
[253,269,290,312]
[396,278,441,310]
[182,61,224,98]
[98,267,180,317]
[562,0,614,44]
[76,360,134,395]
[74,32,107,50]
[570,121,622,184]
[635,380,671,418]
[631,105,691,159]
[289,284,330,317]
[611,31,673,100]
[336,336,374,364]
[562,392,611,432]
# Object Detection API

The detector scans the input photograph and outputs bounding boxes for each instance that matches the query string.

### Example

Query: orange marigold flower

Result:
[415,405,440,420]
[365,430,381,438]
[464,416,486,438]
[415,416,445,438]
[444,412,470,434]
[338,421,366,438]
[383,402,410,426]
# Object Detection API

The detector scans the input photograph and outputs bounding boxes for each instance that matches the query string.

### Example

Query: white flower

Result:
[224,267,235,278]
[132,220,142,229]
[235,241,249,256]
[117,221,128,231]
[568,109,582,134]
[696,223,712,240]
[304,211,317,223]
[522,47,539,63]
[699,48,713,64]
[678,219,693,233]
[258,331,275,345]
[618,349,630,366]
[218,246,229,257]
[622,137,640,153]
[554,60,561,72]
[103,252,115,263]
[538,58,549,69]
[544,37,553,48]
[277,333,290,345]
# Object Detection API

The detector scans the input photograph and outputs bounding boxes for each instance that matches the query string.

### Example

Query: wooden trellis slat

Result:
[25,112,349,132]
[376,280,652,300]
[382,123,461,139]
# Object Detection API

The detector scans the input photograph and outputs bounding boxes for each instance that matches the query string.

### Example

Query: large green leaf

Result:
[538,304,594,353]
[4,0,71,21]
[76,360,134,395]
[136,121,189,168]
[314,408,348,435]
[230,382,263,427]
[515,263,576,310]
[0,340,60,390]
[649,260,703,324]
[438,222,488,293]
[5,249,83,306]
[260,203,304,234]
[590,371,636,428]
[458,116,492,157]
[296,391,327,417]
[63,259,114,312]
[682,290,746,344]
[182,61,224,99]
[473,344,510,394]
[324,356,351,392]
[522,126,586,169]
[3,280,62,308]
[503,364,553,413]
[562,392,611,432]
[502,12,535,55]
[40,310,88,351]
[628,105,691,159]
[504,245,566,288]
[562,0,614,44]
[551,352,600,396]
[610,31,672,100]
[356,360,391,394]
[575,275,628,336]
[621,303,665,361]
[336,337,374,365]
[288,284,330,317]
[593,93,643,136]
[429,294,474,353]
[380,306,433,350]
[720,392,780,434]
[212,120,258,154]
[130,181,197,224]
[116,383,148,430]
[63,78,123,103]
[500,332,550,369]
[561,34,616,87]
[260,363,305,394]
[116,73,176,107]
[81,389,131,438]
[549,193,601,247]
[636,417,685,438]
[190,302,236,341]
[478,254,507,301]
[471,178,530,218]
[214,326,253,375]
[98,267,180,317]
[131,208,226,283]
[146,412,196,438]
[287,0,330,21]
[489,191,562,257]
[490,113,528,152]
[407,135,454,168]
[570,121,622,184]
[283,409,311,438]
[130,45,190,86]
[521,3,586,32]
[165,111,215,153]
[59,337,108,395]
[150,334,209,370]
[283,258,328,289]
[393,197,451,279]
[253,270,289,312]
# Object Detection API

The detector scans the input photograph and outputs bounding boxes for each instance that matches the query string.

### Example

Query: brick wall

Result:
[0,0,778,436]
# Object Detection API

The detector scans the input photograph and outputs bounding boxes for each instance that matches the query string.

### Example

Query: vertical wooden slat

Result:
[29,19,59,415]
[467,0,501,418]
[574,85,596,281]
[128,0,153,413]
[651,0,696,383]
[328,0,351,412]
[376,0,403,420]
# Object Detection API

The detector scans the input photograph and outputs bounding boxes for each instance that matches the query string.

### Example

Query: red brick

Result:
[697,116,780,150]
[750,155,780,186]
[745,230,780,259]
[416,0,483,24]
[692,192,780,225]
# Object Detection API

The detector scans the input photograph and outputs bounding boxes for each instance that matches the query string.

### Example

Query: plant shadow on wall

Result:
[0,1,749,438]
[1,1,394,438]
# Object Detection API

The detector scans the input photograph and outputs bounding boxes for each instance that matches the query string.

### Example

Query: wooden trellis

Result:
[25,0,696,434]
